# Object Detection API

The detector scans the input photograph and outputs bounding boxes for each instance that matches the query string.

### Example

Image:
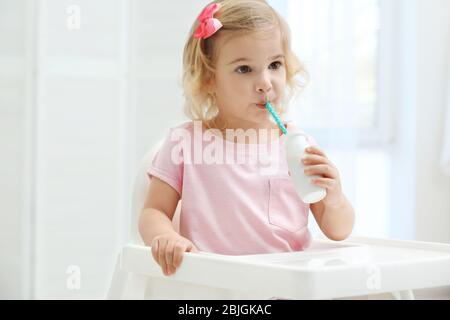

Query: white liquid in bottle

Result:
[285,132,327,204]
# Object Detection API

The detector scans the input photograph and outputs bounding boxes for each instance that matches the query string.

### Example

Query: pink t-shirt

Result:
[147,121,317,255]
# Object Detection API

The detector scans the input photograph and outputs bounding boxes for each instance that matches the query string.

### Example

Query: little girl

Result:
[139,0,355,280]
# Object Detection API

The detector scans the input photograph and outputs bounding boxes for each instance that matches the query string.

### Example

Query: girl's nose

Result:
[256,72,272,94]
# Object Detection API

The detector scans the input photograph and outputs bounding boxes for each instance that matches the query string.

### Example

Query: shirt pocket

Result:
[268,177,309,233]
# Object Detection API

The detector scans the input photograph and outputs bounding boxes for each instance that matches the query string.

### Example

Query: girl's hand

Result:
[301,146,345,206]
[150,232,198,276]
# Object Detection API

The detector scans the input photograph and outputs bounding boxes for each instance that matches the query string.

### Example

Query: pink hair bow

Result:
[194,3,223,39]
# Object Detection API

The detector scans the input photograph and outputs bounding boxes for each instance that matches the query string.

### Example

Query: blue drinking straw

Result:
[265,102,288,135]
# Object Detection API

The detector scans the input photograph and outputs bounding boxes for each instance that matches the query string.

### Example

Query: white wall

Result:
[414,0,450,243]
[390,0,450,243]
[0,0,34,299]
[32,0,130,299]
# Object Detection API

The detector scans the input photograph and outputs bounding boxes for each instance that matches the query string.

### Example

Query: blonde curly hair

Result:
[182,0,309,128]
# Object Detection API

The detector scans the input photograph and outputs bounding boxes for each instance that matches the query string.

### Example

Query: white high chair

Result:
[107,138,450,300]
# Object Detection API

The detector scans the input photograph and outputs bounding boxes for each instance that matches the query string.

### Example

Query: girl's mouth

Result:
[255,103,267,110]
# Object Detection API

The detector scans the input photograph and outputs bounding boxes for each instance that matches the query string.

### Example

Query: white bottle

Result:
[285,132,327,204]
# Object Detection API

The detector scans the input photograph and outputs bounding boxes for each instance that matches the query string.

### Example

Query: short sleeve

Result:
[147,128,184,196]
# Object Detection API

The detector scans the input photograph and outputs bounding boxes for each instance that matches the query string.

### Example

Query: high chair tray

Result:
[120,236,450,299]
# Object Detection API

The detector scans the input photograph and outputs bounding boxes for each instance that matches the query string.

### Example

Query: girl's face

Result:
[210,28,287,128]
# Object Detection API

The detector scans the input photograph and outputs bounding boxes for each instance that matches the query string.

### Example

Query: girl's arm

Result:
[301,145,355,241]
[138,177,181,245]
[310,195,355,241]
[139,177,198,276]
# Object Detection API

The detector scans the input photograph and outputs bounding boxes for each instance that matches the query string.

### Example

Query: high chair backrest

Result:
[129,139,163,245]
[129,138,182,245]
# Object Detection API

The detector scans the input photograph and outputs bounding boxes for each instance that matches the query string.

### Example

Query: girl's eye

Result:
[269,61,283,70]
[235,61,282,74]
[236,65,252,74]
